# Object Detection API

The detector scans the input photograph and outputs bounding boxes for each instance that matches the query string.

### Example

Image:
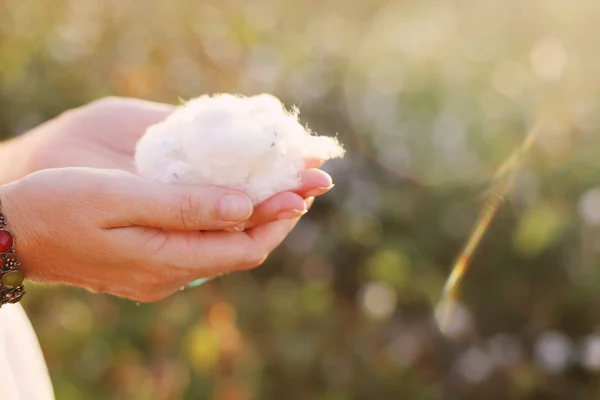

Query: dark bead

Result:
[0,230,13,253]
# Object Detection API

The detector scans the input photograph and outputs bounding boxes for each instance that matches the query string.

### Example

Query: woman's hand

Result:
[0,167,303,302]
[0,97,334,229]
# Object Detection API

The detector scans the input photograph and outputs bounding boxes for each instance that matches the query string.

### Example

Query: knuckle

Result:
[174,192,206,230]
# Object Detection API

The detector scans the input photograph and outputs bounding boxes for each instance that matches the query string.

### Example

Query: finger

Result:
[113,216,300,291]
[240,191,307,230]
[245,218,301,255]
[102,174,254,230]
[150,229,266,276]
[228,169,332,231]
[168,219,299,287]
[78,97,176,149]
[223,170,331,231]
[88,97,175,130]
[305,196,315,210]
[293,168,334,198]
[305,158,325,169]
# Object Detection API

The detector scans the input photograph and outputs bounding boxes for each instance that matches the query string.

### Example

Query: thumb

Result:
[103,175,254,231]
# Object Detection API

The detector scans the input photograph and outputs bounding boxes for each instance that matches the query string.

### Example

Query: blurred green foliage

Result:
[3,0,600,399]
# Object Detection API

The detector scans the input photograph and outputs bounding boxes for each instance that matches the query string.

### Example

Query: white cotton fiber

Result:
[134,93,345,204]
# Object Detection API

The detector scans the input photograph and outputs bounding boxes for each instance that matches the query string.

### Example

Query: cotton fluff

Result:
[134,93,345,204]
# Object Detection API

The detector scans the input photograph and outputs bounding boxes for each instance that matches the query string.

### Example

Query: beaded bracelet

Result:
[0,209,25,307]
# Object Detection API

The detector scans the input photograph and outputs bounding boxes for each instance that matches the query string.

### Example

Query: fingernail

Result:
[277,208,307,220]
[304,184,335,197]
[305,197,315,210]
[218,194,253,223]
[233,223,245,231]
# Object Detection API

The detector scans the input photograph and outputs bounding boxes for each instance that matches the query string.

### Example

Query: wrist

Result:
[0,196,25,307]
[0,133,38,185]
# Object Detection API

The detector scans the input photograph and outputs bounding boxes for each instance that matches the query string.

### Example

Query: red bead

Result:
[0,230,13,253]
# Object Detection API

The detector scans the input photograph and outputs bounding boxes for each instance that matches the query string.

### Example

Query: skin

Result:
[0,96,335,301]
[0,97,332,228]
[0,96,336,400]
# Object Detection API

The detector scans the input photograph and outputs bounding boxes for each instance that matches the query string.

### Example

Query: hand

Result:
[0,167,304,302]
[3,97,335,229]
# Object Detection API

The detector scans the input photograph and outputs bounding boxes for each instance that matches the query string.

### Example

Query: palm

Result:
[36,127,140,172]
[23,98,171,174]
[16,97,331,231]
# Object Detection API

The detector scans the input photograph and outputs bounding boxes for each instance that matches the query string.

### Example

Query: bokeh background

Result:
[3,0,600,399]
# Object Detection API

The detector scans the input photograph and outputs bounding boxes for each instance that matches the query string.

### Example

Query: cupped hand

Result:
[3,97,334,229]
[0,167,303,302]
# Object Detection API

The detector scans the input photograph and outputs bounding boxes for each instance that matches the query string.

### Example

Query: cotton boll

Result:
[133,123,187,184]
[134,93,345,204]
